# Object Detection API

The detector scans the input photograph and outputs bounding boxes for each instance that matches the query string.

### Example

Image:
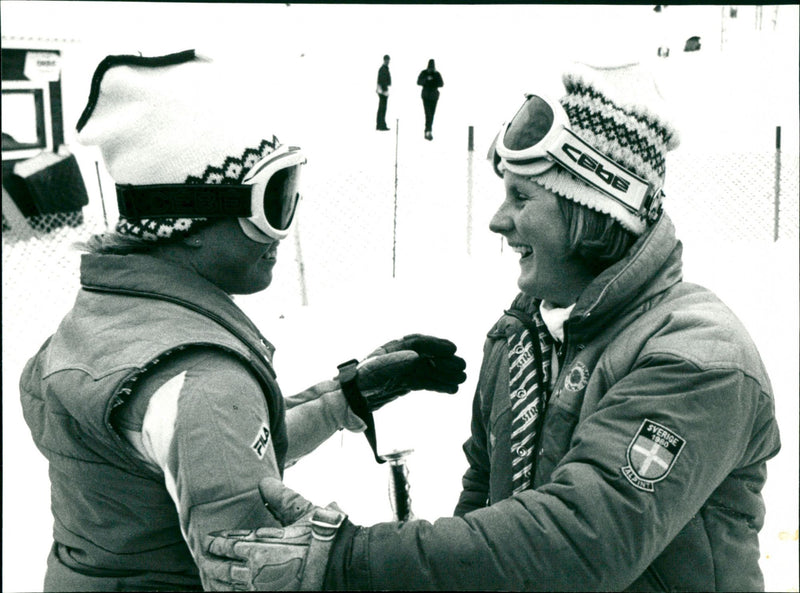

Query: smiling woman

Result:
[490,172,596,306]
[197,60,782,593]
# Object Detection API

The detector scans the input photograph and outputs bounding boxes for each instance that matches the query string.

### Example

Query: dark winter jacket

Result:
[417,68,444,99]
[19,253,288,591]
[377,63,391,94]
[324,213,781,591]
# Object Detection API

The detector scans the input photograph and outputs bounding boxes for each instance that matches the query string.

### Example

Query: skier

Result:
[19,49,466,591]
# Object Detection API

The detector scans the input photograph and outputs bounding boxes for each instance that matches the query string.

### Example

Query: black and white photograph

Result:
[2,2,798,591]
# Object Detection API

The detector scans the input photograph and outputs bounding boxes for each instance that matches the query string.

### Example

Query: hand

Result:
[201,478,346,591]
[357,334,467,411]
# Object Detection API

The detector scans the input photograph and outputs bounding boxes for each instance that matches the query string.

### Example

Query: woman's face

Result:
[190,218,281,295]
[489,171,595,306]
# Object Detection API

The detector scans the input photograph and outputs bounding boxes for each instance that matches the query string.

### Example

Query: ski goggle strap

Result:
[491,94,654,216]
[116,145,306,242]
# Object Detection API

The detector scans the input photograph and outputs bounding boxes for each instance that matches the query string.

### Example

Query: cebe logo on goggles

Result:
[490,94,654,216]
[116,144,307,242]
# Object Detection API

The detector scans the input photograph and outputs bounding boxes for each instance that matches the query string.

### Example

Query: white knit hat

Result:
[500,62,681,235]
[76,49,284,241]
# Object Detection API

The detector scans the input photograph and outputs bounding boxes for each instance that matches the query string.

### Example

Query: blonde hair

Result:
[75,231,159,255]
[558,198,637,274]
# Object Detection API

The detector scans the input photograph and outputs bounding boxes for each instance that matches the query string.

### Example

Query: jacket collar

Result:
[569,213,683,339]
[80,253,276,360]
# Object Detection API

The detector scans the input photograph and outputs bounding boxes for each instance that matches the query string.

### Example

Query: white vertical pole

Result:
[774,126,781,242]
[94,161,109,229]
[293,219,308,306]
[466,125,474,255]
[392,118,399,278]
[720,5,726,52]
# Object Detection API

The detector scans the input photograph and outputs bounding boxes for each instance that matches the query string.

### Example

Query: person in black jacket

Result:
[376,55,391,131]
[416,59,444,140]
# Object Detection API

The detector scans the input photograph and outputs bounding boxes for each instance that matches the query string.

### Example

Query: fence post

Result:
[466,125,474,255]
[392,118,400,278]
[774,125,781,242]
[94,160,109,229]
[294,219,309,306]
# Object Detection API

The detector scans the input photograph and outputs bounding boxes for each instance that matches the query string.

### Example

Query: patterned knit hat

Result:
[76,50,283,242]
[503,62,681,235]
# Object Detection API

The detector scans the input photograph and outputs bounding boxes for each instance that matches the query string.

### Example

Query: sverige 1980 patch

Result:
[622,419,685,492]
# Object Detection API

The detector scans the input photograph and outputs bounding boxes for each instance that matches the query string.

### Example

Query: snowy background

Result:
[2,3,798,592]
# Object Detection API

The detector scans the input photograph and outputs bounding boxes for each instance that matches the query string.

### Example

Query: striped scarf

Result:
[505,299,553,494]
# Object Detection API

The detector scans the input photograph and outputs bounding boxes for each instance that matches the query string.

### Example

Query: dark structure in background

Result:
[684,36,702,52]
[2,47,88,233]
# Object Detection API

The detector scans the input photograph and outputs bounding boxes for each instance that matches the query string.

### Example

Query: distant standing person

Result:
[417,59,444,140]
[376,54,391,131]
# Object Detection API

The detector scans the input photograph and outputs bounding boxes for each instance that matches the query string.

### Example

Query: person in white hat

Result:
[199,61,781,592]
[19,49,466,592]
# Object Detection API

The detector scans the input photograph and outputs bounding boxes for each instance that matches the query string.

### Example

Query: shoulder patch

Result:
[622,419,685,492]
[251,423,271,460]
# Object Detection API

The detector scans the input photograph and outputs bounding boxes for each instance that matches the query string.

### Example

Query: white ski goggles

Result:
[489,93,654,215]
[116,144,307,242]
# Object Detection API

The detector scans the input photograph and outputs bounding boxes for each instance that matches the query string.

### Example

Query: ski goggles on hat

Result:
[116,144,307,242]
[489,93,654,216]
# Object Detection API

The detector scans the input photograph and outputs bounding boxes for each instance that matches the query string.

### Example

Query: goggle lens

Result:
[494,92,653,215]
[503,95,555,151]
[263,165,301,231]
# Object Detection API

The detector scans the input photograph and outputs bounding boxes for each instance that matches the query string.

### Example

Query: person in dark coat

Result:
[376,55,391,131]
[416,59,444,140]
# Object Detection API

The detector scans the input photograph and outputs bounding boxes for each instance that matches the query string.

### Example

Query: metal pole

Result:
[466,125,474,255]
[94,161,108,229]
[392,118,399,278]
[774,125,781,242]
[720,6,726,52]
[293,219,309,306]
[380,449,414,522]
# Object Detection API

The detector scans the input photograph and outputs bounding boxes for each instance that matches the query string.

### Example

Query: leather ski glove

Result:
[201,478,346,591]
[349,333,467,411]
[337,334,467,464]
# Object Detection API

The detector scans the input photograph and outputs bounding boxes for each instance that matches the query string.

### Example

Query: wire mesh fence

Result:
[666,150,798,243]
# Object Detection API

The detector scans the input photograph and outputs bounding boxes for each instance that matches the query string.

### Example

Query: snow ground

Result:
[2,3,798,592]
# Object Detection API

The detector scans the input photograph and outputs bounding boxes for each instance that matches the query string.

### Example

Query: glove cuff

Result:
[337,359,368,419]
[300,507,348,591]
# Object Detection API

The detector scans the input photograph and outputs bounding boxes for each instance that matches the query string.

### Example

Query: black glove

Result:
[337,334,467,464]
[352,333,467,411]
[201,478,346,591]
